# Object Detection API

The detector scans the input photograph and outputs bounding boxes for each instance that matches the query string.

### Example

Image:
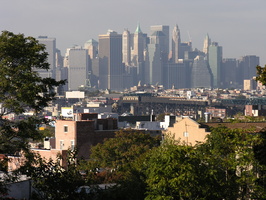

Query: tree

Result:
[143,127,266,199]
[256,65,266,85]
[86,130,161,200]
[0,31,65,193]
[89,130,160,172]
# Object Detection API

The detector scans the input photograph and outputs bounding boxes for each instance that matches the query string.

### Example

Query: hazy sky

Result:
[1,0,266,64]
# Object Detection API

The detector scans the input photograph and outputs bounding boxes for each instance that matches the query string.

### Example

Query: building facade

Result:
[98,30,124,90]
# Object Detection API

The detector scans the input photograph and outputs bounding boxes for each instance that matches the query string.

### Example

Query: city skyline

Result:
[1,0,266,65]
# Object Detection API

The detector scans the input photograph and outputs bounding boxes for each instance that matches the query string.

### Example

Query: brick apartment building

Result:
[8,113,118,171]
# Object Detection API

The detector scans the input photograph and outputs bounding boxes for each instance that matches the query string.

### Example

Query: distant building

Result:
[243,78,257,91]
[150,25,169,58]
[171,24,181,63]
[98,30,124,90]
[206,107,226,119]
[245,105,266,116]
[208,42,223,88]
[237,55,259,87]
[191,55,212,88]
[122,29,131,66]
[84,39,98,59]
[221,58,237,89]
[37,36,56,79]
[165,62,186,89]
[131,24,146,83]
[202,34,211,56]
[66,47,89,91]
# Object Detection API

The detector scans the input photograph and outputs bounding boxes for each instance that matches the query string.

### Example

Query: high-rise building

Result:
[150,25,169,58]
[221,58,237,89]
[203,34,211,55]
[238,55,259,80]
[146,42,162,85]
[191,56,212,88]
[37,36,56,79]
[208,42,222,88]
[122,29,131,66]
[66,47,89,91]
[165,62,186,89]
[98,30,124,91]
[131,24,145,83]
[84,39,98,59]
[171,24,181,63]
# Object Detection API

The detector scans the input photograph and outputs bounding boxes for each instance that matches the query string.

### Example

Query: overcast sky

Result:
[1,0,266,64]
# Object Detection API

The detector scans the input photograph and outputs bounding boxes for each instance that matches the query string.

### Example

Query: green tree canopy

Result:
[256,65,266,85]
[0,31,65,194]
[143,127,266,199]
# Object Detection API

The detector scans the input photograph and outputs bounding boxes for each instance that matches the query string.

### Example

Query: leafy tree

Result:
[256,65,266,85]
[143,127,266,199]
[199,126,266,199]
[22,150,86,200]
[86,129,161,200]
[0,31,65,193]
[89,129,160,172]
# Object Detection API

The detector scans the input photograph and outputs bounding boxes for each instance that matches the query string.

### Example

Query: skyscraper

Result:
[221,58,237,89]
[122,29,131,66]
[203,34,211,55]
[37,36,56,79]
[132,24,145,64]
[208,42,222,88]
[132,24,145,83]
[238,55,259,80]
[98,30,124,90]
[150,25,169,59]
[165,62,186,89]
[171,24,181,63]
[84,39,98,59]
[66,46,89,91]
[191,56,212,88]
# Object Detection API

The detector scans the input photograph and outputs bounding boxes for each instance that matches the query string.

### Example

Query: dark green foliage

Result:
[89,129,161,171]
[86,130,160,200]
[0,31,65,194]
[23,150,86,200]
[75,127,266,199]
[256,65,266,86]
[142,127,266,199]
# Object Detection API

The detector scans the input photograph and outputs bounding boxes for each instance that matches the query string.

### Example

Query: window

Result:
[183,132,189,137]
[71,140,75,151]
[64,125,68,133]
[60,140,64,150]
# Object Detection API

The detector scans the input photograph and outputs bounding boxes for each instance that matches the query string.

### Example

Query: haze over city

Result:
[1,0,266,65]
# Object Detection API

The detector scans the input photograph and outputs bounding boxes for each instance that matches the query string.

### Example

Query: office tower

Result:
[172,24,181,63]
[191,56,212,88]
[54,49,67,94]
[146,29,169,86]
[208,42,222,88]
[131,24,145,83]
[98,30,124,91]
[37,36,56,79]
[179,42,192,59]
[146,42,162,85]
[66,46,89,91]
[221,58,237,89]
[150,25,169,58]
[165,63,186,89]
[122,29,131,66]
[203,34,211,55]
[238,55,259,80]
[84,39,98,59]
